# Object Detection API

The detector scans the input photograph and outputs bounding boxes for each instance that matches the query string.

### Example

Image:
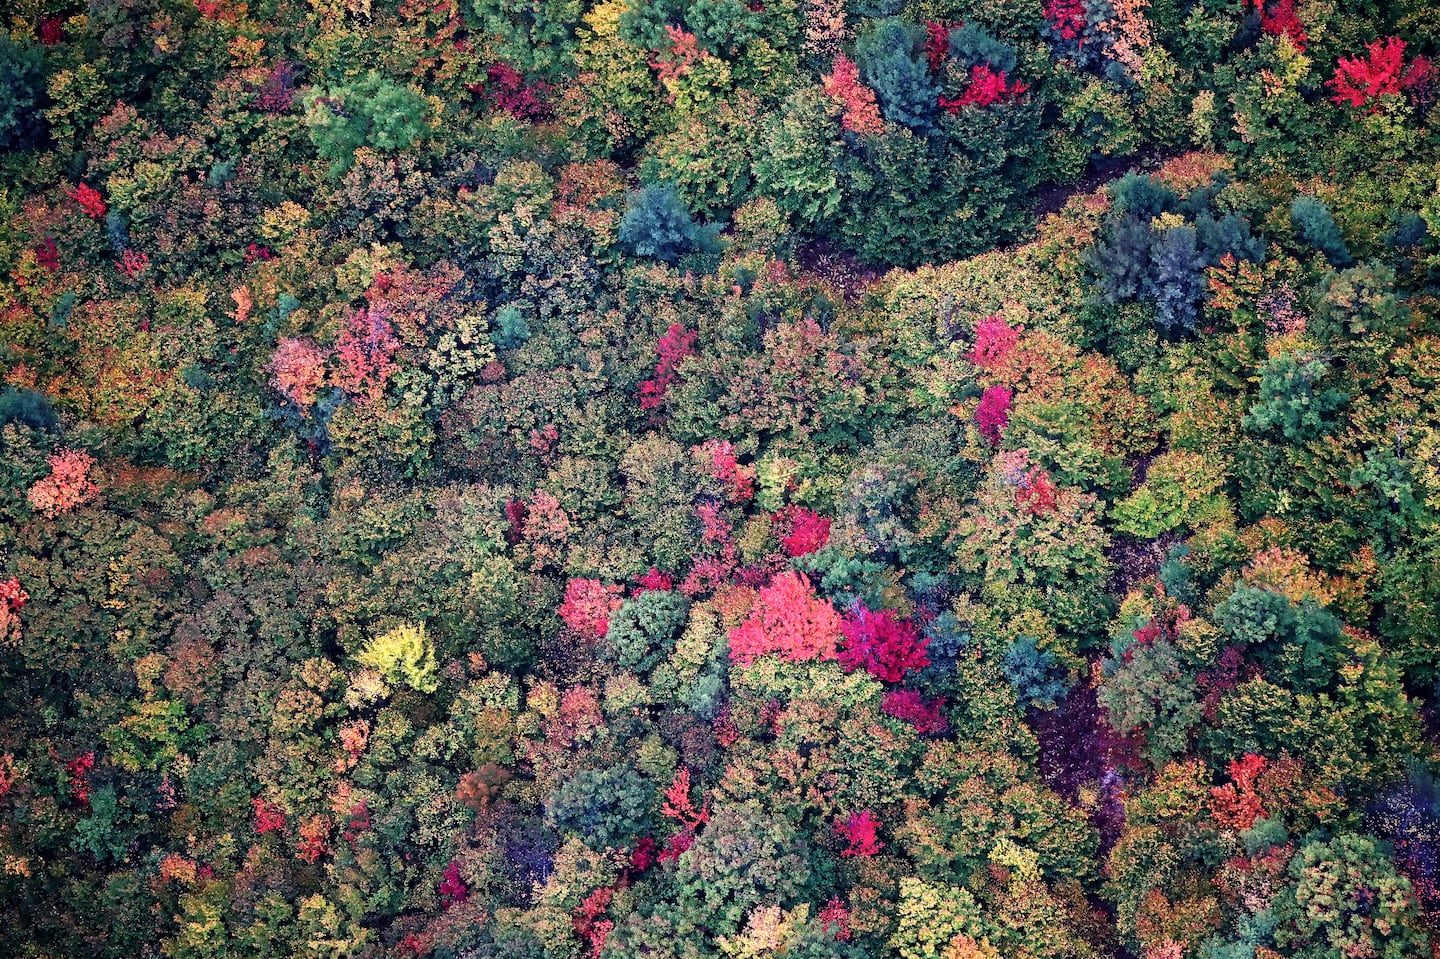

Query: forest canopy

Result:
[3,1,1440,958]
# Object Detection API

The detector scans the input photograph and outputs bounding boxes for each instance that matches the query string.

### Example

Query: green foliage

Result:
[0,35,44,152]
[604,589,689,673]
[1243,352,1349,442]
[1274,834,1429,959]
[751,86,844,231]
[674,802,813,936]
[303,72,428,177]
[471,0,584,75]
[1291,196,1354,267]
[545,764,654,849]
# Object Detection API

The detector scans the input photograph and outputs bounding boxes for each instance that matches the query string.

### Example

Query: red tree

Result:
[969,315,1020,370]
[1043,0,1086,43]
[882,688,949,735]
[728,571,842,666]
[1328,37,1426,112]
[1210,753,1268,830]
[775,506,831,557]
[939,65,1029,111]
[332,305,400,404]
[438,862,470,907]
[838,605,929,682]
[252,797,289,835]
[822,54,886,136]
[559,578,624,639]
[28,449,99,518]
[974,385,1012,446]
[68,183,106,219]
[1254,0,1306,50]
[835,809,884,857]
[639,323,698,410]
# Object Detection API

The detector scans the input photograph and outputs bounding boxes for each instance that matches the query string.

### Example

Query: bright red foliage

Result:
[882,688,949,735]
[252,797,289,835]
[68,183,106,219]
[970,315,1020,369]
[1015,466,1059,515]
[333,306,400,404]
[1132,603,1192,649]
[438,862,470,907]
[195,0,236,22]
[835,809,884,857]
[28,449,99,518]
[661,768,710,827]
[775,506,831,557]
[1,578,29,644]
[975,385,1012,446]
[924,21,956,72]
[939,65,1029,111]
[1328,36,1410,111]
[559,578,624,638]
[1210,753,1268,830]
[728,571,842,666]
[1043,0,1086,43]
[838,605,929,682]
[573,887,614,957]
[639,323,698,410]
[823,54,886,136]
[66,752,95,806]
[632,568,675,594]
[1254,0,1306,50]
[819,896,853,941]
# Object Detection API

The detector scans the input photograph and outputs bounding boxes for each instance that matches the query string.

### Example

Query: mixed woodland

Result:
[3,0,1440,956]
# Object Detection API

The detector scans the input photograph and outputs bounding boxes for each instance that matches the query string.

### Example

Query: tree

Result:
[673,802,813,937]
[356,623,439,693]
[855,19,937,133]
[303,72,428,176]
[837,605,929,682]
[471,0,585,76]
[27,449,99,518]
[0,35,44,151]
[752,86,846,231]
[618,184,724,263]
[1243,352,1348,443]
[729,571,843,667]
[1273,834,1430,958]
[546,765,654,850]
[1290,196,1353,267]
